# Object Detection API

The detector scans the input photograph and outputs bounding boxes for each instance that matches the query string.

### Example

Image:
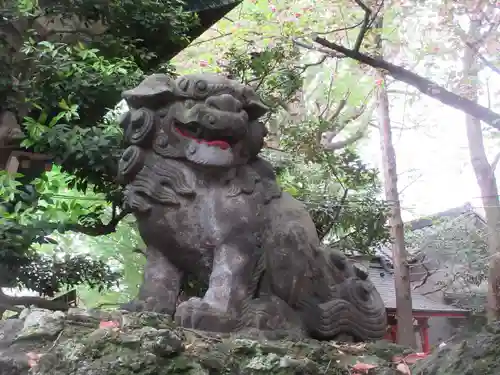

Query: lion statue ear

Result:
[241,87,269,121]
[245,121,269,159]
[122,74,177,110]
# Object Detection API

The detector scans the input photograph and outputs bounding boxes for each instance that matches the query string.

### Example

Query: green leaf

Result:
[59,99,70,110]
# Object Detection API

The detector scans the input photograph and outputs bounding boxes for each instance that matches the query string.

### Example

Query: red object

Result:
[417,318,430,353]
[383,324,398,342]
[385,310,467,352]
[199,60,209,67]
[352,363,377,374]
[99,320,120,329]
[175,128,230,150]
[390,324,397,342]
[393,352,429,364]
[26,352,43,368]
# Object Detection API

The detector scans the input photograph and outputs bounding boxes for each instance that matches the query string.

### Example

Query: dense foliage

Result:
[218,30,390,254]
[406,213,488,312]
[0,0,198,305]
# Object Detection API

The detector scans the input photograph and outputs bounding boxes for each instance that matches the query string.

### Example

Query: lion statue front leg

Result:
[174,242,260,332]
[121,246,183,316]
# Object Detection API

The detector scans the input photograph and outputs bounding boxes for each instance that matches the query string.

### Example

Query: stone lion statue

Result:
[117,73,387,341]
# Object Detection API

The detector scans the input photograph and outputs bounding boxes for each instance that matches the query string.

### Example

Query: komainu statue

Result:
[117,73,387,341]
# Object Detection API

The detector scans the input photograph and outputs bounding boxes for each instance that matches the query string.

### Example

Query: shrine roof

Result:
[186,0,242,12]
[368,265,469,316]
[167,0,242,59]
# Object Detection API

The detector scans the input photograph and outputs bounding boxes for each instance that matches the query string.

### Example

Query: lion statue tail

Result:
[304,252,388,341]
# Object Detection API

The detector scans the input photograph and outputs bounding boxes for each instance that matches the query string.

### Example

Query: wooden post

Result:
[5,154,20,174]
[390,324,397,342]
[385,315,398,343]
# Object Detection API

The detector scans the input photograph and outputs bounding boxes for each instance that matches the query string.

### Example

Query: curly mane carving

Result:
[117,73,280,212]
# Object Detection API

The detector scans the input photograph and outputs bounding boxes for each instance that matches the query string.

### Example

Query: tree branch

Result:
[292,37,344,57]
[319,91,374,151]
[465,41,500,76]
[353,0,373,51]
[321,128,366,151]
[327,92,350,124]
[64,209,130,236]
[311,36,500,130]
[296,55,328,73]
[491,152,500,173]
[411,255,436,290]
[0,289,70,312]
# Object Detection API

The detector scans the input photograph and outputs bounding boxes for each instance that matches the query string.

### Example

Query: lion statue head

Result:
[116,73,280,213]
[118,73,269,168]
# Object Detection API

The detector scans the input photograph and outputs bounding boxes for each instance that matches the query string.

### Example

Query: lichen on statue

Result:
[117,73,387,341]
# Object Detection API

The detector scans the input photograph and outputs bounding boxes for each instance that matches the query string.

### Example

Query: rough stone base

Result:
[413,322,500,375]
[0,308,410,375]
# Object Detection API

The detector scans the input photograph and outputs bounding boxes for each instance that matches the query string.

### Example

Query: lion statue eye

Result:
[195,80,207,91]
[178,77,189,92]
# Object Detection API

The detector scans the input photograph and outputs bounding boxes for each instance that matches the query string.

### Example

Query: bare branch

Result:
[412,255,436,290]
[335,105,366,130]
[292,37,344,57]
[313,15,365,37]
[491,152,500,172]
[465,41,500,76]
[309,36,500,130]
[326,94,350,123]
[353,0,373,51]
[296,55,328,73]
[321,128,366,151]
[318,89,374,151]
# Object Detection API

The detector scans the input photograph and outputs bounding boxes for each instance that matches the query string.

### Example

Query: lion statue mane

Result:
[117,73,387,341]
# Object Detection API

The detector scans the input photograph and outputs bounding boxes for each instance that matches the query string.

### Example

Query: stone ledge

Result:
[0,307,412,375]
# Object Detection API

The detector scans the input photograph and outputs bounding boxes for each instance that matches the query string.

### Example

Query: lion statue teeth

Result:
[117,73,387,341]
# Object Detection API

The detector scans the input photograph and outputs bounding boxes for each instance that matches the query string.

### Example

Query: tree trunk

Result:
[462,19,500,322]
[375,16,417,348]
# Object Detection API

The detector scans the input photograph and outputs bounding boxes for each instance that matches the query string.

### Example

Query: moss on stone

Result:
[365,340,414,361]
[0,310,401,375]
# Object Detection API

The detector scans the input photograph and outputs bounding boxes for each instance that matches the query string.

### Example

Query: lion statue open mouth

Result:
[117,73,387,341]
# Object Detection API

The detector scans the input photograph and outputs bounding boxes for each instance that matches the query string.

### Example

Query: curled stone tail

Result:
[307,278,387,341]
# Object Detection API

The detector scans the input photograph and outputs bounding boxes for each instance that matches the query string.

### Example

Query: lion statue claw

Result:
[117,73,387,341]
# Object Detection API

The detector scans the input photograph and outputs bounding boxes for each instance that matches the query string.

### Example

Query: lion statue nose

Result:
[205,94,243,113]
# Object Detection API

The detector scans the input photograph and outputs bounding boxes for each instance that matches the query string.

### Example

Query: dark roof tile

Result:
[369,267,468,314]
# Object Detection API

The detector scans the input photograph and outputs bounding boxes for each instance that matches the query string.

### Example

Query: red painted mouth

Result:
[175,127,230,150]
